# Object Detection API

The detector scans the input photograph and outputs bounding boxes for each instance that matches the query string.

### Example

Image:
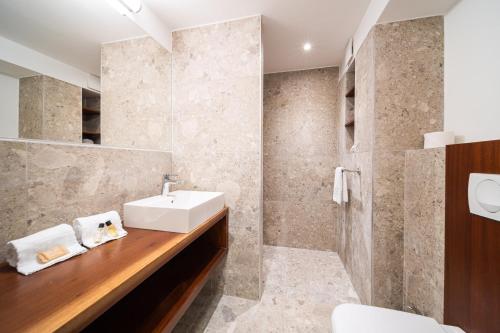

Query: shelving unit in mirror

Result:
[82,89,101,144]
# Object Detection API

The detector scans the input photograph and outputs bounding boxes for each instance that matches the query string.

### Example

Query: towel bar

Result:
[342,168,361,174]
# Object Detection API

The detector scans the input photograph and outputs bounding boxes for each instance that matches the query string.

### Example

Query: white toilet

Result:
[332,304,465,333]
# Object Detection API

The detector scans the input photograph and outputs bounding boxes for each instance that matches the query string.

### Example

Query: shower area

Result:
[263,67,340,251]
[263,16,445,318]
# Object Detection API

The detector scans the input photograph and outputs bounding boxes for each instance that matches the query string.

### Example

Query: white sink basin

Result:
[123,191,225,233]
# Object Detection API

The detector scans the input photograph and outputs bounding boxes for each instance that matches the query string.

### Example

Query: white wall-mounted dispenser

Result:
[468,173,500,222]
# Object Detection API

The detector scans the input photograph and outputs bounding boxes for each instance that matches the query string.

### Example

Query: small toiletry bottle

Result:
[105,220,118,238]
[95,223,105,243]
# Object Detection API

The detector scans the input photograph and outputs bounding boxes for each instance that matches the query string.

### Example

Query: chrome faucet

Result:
[162,174,180,196]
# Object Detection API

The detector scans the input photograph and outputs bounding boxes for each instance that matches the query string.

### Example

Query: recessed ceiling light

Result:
[303,42,312,51]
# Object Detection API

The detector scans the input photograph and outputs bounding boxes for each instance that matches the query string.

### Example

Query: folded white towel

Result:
[73,211,127,248]
[6,224,87,275]
[333,167,349,204]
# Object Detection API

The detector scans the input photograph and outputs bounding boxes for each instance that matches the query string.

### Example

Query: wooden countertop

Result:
[0,208,228,333]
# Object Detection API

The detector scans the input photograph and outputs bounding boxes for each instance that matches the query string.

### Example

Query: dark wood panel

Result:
[444,140,500,333]
[0,208,228,333]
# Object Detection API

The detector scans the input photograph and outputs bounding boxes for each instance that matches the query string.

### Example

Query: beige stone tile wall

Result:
[373,17,444,152]
[371,16,444,310]
[19,75,82,143]
[101,36,172,151]
[0,138,172,262]
[337,16,444,309]
[19,76,43,139]
[404,148,445,322]
[263,68,339,251]
[337,73,373,305]
[353,31,375,154]
[172,16,263,300]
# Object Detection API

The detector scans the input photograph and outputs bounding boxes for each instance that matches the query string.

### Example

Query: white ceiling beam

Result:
[123,1,173,51]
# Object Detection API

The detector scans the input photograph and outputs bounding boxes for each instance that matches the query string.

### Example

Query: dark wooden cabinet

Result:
[445,141,500,333]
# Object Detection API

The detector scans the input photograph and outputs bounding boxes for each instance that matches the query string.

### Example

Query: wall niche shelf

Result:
[344,61,356,148]
[82,108,100,115]
[82,89,101,144]
[345,87,355,98]
[0,208,228,333]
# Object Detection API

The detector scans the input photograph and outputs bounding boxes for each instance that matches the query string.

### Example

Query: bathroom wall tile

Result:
[353,31,375,154]
[263,200,288,246]
[42,76,82,143]
[19,75,82,143]
[172,16,261,85]
[172,16,263,300]
[404,148,445,322]
[372,150,406,309]
[101,36,172,151]
[369,17,444,310]
[0,139,172,262]
[338,151,373,304]
[284,201,337,251]
[337,16,444,309]
[19,76,44,140]
[264,153,336,203]
[25,143,171,232]
[224,227,261,299]
[173,76,261,154]
[174,149,262,300]
[0,140,28,260]
[373,16,444,151]
[263,200,337,251]
[263,68,339,252]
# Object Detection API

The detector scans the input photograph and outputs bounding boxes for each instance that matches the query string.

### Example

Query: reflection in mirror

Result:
[0,60,39,139]
[0,0,146,145]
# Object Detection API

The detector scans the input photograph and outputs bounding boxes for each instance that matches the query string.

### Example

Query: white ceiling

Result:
[379,0,460,24]
[0,0,463,76]
[0,0,145,76]
[143,0,371,73]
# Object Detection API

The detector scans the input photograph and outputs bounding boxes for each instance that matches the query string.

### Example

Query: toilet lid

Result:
[332,304,446,333]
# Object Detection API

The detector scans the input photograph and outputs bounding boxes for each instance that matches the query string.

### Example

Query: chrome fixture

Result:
[162,174,181,196]
[342,168,361,174]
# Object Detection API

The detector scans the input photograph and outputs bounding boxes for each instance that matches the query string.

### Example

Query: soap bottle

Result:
[95,223,105,243]
[105,220,118,238]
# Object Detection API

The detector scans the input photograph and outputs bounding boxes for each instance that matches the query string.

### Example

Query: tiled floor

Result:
[203,245,360,332]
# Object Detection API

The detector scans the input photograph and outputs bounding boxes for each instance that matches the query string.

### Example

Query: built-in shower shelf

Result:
[82,107,100,115]
[82,131,101,136]
[0,208,228,333]
[345,87,355,98]
[345,118,355,127]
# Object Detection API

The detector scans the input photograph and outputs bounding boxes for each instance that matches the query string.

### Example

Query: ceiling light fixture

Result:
[106,0,142,16]
[303,42,312,51]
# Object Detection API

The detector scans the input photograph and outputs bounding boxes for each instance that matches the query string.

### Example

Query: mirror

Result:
[0,0,149,146]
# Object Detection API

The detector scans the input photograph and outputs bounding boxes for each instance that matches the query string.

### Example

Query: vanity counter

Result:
[0,207,228,333]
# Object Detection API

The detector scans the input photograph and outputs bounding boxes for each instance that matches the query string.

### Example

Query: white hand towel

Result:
[342,170,348,203]
[6,224,87,275]
[73,211,127,248]
[333,167,349,204]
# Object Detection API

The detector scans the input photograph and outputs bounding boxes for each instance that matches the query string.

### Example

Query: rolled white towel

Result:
[6,224,87,275]
[333,167,349,204]
[73,211,127,248]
